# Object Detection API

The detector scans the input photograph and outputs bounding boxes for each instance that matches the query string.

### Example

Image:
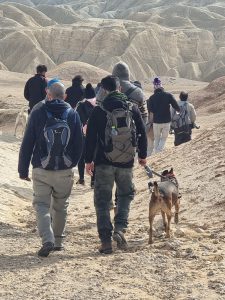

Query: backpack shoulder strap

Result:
[62,108,73,120]
[125,87,138,98]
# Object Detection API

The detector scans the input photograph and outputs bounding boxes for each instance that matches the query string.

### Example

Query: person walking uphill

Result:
[24,64,47,113]
[65,75,85,108]
[18,79,83,257]
[112,62,148,124]
[76,83,96,187]
[147,77,180,153]
[85,75,147,254]
[171,91,197,146]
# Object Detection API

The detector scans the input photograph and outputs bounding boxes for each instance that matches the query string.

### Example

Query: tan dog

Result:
[14,107,28,137]
[148,168,180,244]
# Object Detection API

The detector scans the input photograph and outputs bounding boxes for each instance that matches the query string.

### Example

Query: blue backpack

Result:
[40,108,73,170]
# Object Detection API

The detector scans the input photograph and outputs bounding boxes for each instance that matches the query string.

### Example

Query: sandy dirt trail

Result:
[1,108,225,300]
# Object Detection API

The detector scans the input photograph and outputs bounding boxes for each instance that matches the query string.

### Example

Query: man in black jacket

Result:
[85,75,147,254]
[76,83,96,187]
[147,77,180,153]
[24,64,47,113]
[65,75,85,108]
[19,79,83,257]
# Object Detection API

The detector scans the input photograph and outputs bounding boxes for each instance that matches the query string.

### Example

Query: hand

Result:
[138,158,147,166]
[20,176,31,181]
[86,162,94,176]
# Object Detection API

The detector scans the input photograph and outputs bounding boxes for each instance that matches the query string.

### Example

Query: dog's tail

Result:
[153,181,159,197]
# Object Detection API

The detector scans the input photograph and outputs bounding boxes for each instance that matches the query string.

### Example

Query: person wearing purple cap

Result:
[18,80,83,257]
[147,77,180,153]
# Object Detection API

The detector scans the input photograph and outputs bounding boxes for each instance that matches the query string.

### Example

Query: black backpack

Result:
[40,108,73,170]
[171,103,191,135]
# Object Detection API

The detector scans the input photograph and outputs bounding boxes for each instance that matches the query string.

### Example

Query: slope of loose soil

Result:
[0,104,225,299]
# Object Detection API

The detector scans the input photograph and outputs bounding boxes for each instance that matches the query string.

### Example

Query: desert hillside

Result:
[0,69,225,299]
[190,76,225,114]
[1,1,225,81]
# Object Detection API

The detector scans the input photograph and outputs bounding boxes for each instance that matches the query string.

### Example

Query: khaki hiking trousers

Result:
[32,168,74,247]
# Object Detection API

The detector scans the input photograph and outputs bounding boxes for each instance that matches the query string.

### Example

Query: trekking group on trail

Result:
[19,62,197,257]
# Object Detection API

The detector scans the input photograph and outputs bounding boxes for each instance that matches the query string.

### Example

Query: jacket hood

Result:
[112,62,130,81]
[154,87,164,94]
[45,99,71,118]
[102,91,128,111]
[72,82,84,87]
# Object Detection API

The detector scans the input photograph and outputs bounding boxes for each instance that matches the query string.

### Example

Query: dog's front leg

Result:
[161,211,167,231]
[149,214,155,244]
[14,122,18,136]
[166,212,172,238]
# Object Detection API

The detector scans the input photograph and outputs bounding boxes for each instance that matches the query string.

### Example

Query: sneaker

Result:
[38,242,54,257]
[76,179,85,185]
[113,231,128,250]
[98,241,113,255]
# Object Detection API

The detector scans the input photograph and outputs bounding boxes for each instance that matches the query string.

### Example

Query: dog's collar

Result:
[162,174,179,189]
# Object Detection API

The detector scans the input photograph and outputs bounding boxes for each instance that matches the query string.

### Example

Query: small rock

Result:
[175,228,185,237]
[210,233,218,239]
[84,206,90,209]
[186,248,193,254]
[207,271,214,276]
[195,227,205,233]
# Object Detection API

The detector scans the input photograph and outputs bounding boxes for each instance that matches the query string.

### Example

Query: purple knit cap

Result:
[153,77,162,89]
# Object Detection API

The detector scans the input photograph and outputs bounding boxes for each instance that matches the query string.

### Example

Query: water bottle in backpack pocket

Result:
[39,108,73,170]
[103,104,137,164]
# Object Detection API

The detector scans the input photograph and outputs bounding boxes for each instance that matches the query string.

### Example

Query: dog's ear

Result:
[161,169,169,176]
[169,168,174,174]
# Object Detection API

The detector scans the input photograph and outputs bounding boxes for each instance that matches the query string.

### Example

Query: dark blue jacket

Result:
[18,99,83,178]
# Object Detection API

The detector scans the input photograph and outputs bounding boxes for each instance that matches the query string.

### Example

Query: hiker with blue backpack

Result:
[171,91,197,146]
[18,79,83,257]
[85,75,147,254]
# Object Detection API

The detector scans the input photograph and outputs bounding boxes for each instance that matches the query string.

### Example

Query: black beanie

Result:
[85,83,96,99]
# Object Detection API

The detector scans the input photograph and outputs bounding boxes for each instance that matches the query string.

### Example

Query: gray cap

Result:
[112,62,130,81]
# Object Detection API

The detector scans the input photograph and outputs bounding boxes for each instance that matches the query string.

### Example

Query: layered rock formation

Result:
[0,1,225,81]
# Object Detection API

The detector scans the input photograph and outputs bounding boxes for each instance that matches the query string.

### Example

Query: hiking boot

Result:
[38,242,54,257]
[76,179,85,185]
[98,241,113,255]
[113,231,128,250]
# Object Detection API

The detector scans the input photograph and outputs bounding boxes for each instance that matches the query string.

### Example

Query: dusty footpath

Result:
[0,108,225,300]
